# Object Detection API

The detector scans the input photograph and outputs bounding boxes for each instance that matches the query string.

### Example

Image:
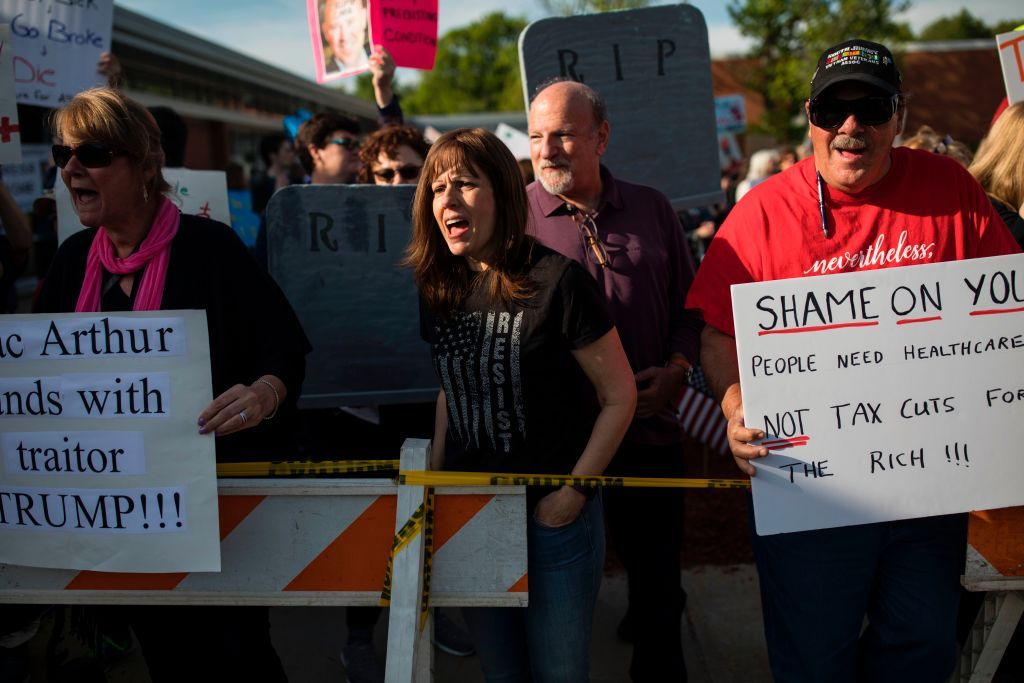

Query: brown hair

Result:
[52,87,170,196]
[296,112,361,175]
[405,128,536,317]
[901,125,973,167]
[357,125,430,184]
[970,103,1024,215]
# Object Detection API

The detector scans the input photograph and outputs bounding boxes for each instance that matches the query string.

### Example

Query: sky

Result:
[118,0,1023,85]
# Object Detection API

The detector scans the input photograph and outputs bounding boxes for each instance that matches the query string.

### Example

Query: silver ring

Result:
[239,410,248,424]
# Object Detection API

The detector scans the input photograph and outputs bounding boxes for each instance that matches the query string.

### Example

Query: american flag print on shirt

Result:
[433,310,526,455]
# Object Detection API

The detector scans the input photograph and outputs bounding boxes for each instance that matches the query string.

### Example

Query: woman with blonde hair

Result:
[970,101,1024,247]
[36,86,310,681]
[407,127,636,680]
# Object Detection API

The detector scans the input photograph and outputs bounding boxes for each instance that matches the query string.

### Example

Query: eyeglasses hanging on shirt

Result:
[566,203,610,269]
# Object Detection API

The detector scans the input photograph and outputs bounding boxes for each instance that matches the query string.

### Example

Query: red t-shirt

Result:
[687,148,1021,336]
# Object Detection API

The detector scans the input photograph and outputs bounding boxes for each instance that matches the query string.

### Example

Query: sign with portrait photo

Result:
[308,0,372,83]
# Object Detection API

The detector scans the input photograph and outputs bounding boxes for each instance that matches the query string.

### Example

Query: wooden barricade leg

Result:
[385,439,434,683]
[954,591,1024,683]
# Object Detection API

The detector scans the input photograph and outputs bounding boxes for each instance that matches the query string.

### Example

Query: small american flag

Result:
[676,367,729,455]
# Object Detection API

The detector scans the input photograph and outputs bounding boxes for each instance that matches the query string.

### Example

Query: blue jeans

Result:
[752,507,967,683]
[462,494,605,682]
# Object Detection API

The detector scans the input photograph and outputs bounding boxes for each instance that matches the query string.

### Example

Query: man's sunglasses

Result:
[327,137,360,150]
[808,95,899,130]
[52,143,121,169]
[373,165,422,182]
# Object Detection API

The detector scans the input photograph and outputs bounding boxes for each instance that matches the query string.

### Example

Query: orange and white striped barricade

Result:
[0,439,527,682]
[955,508,1024,682]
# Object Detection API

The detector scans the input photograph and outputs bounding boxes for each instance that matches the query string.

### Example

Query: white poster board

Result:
[3,143,50,211]
[715,94,746,134]
[732,254,1024,536]
[0,0,113,107]
[0,25,20,164]
[997,29,1024,105]
[495,122,530,161]
[56,169,230,245]
[0,311,220,572]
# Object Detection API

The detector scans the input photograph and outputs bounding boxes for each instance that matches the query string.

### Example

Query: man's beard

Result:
[538,163,574,196]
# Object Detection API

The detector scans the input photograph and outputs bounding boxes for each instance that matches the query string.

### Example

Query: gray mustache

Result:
[832,136,867,151]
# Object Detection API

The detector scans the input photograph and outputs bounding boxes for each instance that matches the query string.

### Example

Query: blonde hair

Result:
[970,103,1024,214]
[901,125,973,167]
[51,87,170,196]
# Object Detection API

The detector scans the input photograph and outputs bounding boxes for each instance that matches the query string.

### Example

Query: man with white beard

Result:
[525,78,702,682]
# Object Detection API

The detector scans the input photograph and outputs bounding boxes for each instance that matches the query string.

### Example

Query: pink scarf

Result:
[75,197,181,312]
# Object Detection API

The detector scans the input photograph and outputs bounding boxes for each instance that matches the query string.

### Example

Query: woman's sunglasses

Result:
[373,165,422,182]
[52,143,120,169]
[808,95,899,130]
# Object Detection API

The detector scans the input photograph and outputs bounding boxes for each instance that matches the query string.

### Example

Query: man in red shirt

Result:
[688,39,1019,681]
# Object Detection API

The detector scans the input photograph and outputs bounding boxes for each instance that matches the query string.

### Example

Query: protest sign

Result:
[369,0,437,70]
[56,168,230,245]
[0,25,20,165]
[308,0,372,83]
[227,189,260,248]
[732,254,1024,536]
[519,4,723,210]
[0,0,112,107]
[997,29,1024,105]
[0,311,220,572]
[715,94,746,134]
[495,122,530,160]
[3,143,50,212]
[266,184,437,407]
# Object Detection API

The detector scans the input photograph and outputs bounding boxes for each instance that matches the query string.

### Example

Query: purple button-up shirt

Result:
[527,166,703,446]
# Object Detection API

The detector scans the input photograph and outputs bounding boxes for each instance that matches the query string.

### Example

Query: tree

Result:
[989,19,1024,36]
[397,12,527,115]
[727,0,912,142]
[539,0,651,15]
[917,9,991,41]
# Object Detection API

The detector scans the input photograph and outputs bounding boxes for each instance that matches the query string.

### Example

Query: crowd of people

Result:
[1,31,1024,683]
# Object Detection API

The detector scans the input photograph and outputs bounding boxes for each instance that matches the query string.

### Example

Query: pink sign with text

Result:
[369,0,438,70]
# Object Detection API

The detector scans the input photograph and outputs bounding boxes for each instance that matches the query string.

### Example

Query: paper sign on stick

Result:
[0,311,219,572]
[997,29,1024,105]
[308,0,372,83]
[715,94,746,134]
[0,26,20,165]
[369,0,438,70]
[56,168,230,245]
[732,254,1024,536]
[0,0,113,107]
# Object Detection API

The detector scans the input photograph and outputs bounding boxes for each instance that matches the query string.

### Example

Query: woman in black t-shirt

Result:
[406,128,636,680]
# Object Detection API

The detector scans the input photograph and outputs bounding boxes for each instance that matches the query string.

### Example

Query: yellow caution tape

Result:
[379,490,430,606]
[419,487,435,631]
[397,470,751,490]
[217,459,400,478]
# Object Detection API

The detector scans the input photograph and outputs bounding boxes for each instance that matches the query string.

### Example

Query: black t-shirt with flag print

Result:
[421,244,613,477]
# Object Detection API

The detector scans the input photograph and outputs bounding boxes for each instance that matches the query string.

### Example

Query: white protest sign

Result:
[0,0,112,107]
[56,168,230,245]
[495,123,530,161]
[732,254,1024,536]
[0,25,20,164]
[715,94,745,134]
[997,29,1024,105]
[3,143,50,211]
[0,311,220,572]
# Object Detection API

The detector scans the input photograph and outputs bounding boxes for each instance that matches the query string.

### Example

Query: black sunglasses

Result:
[327,137,360,150]
[373,165,422,182]
[52,143,121,169]
[808,95,899,130]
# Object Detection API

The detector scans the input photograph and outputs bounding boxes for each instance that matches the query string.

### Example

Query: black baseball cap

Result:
[810,39,902,100]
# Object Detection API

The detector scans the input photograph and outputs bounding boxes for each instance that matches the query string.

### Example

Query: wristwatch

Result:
[666,355,693,384]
